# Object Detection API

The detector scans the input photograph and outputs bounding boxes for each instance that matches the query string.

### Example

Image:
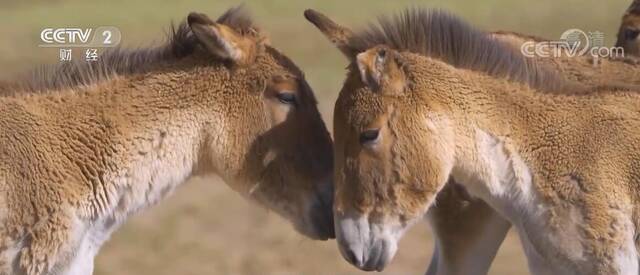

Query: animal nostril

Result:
[344,248,359,266]
[326,211,336,238]
[310,192,335,239]
[359,129,380,144]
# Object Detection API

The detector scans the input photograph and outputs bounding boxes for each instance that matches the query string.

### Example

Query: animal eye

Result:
[359,129,380,144]
[276,92,296,104]
[625,28,640,40]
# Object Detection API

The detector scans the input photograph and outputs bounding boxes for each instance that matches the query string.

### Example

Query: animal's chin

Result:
[301,230,331,241]
[245,175,336,240]
[253,191,335,240]
[293,195,336,240]
[290,218,333,241]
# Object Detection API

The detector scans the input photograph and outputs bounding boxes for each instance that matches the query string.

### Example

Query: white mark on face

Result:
[335,211,415,271]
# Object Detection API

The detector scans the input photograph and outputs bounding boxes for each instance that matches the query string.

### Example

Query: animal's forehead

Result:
[624,14,640,26]
[336,88,390,127]
[270,76,298,90]
[263,46,303,75]
[259,46,317,102]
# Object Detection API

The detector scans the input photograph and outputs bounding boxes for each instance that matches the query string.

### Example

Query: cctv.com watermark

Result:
[520,29,625,61]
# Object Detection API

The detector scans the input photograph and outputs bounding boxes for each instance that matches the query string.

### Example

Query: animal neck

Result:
[30,70,230,221]
[429,69,544,222]
[449,126,536,223]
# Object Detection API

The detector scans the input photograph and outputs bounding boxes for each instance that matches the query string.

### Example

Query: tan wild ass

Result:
[307,8,640,274]
[306,7,640,275]
[435,24,640,275]
[427,37,640,275]
[432,34,640,275]
[429,33,640,275]
[0,7,335,275]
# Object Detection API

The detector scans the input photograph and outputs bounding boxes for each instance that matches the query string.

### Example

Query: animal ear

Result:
[187,12,258,65]
[356,47,406,95]
[304,9,358,59]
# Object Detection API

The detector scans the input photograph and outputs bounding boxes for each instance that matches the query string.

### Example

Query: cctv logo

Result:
[40,28,93,44]
[39,26,120,48]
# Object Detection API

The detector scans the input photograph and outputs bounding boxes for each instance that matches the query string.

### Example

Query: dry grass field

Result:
[0,0,633,274]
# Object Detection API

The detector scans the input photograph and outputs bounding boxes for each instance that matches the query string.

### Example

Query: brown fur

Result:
[426,29,640,275]
[0,7,334,275]
[308,7,640,274]
[345,46,640,273]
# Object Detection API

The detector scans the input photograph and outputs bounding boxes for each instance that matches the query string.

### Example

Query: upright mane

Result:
[348,8,570,92]
[1,6,255,96]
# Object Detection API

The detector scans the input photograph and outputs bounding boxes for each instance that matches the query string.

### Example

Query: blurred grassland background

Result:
[0,0,632,274]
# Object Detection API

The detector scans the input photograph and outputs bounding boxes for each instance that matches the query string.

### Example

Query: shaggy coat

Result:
[307,7,640,274]
[0,7,334,275]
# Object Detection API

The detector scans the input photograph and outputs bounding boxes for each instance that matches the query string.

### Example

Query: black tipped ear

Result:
[304,9,358,59]
[356,47,406,95]
[187,12,215,26]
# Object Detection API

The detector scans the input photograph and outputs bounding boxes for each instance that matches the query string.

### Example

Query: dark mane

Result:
[349,8,570,92]
[2,6,255,96]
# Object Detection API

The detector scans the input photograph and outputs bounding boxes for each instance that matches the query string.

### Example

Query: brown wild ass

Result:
[0,7,334,275]
[307,8,640,274]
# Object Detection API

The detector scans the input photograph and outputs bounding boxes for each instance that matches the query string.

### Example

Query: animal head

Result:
[305,9,462,270]
[616,0,640,56]
[179,7,335,240]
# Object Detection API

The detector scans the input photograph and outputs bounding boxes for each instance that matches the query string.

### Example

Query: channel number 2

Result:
[103,30,112,45]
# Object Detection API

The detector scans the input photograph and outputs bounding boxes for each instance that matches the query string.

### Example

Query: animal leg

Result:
[425,180,511,275]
